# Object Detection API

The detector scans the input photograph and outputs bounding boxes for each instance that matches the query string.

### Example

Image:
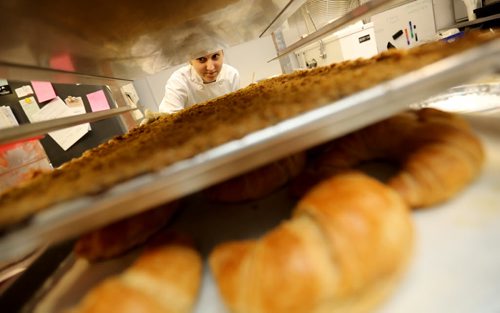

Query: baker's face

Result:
[191,50,224,83]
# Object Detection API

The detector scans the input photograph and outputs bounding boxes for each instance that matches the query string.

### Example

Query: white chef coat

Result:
[159,64,240,114]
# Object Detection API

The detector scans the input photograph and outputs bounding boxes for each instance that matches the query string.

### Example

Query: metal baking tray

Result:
[0,38,499,263]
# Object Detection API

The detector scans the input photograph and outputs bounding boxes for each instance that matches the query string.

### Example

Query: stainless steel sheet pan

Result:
[0,37,499,263]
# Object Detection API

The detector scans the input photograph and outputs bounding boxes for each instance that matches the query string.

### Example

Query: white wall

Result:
[132,76,159,113]
[432,0,455,30]
[133,35,282,111]
[224,35,282,87]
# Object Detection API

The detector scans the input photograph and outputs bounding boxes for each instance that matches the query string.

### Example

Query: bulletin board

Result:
[371,0,436,52]
[0,81,127,168]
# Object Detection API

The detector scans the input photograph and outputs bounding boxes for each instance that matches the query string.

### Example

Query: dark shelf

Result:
[440,13,500,31]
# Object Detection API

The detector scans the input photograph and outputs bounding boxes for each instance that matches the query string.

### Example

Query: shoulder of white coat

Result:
[166,65,191,87]
[166,67,197,94]
[168,65,192,83]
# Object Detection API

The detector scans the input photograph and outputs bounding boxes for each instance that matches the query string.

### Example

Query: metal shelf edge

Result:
[0,106,136,145]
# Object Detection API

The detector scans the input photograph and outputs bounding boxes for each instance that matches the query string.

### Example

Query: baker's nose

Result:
[206,60,215,71]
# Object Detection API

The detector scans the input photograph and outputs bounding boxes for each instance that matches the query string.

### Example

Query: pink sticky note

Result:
[31,81,57,103]
[86,90,110,112]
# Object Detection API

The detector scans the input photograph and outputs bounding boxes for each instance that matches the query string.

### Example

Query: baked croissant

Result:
[67,231,202,313]
[210,172,413,313]
[204,152,306,202]
[74,201,179,261]
[291,108,484,208]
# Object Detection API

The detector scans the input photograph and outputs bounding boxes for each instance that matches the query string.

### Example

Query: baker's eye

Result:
[197,57,207,63]
[211,53,220,61]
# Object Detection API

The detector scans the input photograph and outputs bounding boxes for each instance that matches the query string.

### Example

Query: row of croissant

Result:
[66,107,484,313]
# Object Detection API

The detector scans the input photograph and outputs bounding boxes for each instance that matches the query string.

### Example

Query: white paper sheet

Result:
[65,96,91,131]
[19,96,41,123]
[31,97,89,151]
[15,85,34,98]
[121,83,144,120]
[0,106,19,129]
